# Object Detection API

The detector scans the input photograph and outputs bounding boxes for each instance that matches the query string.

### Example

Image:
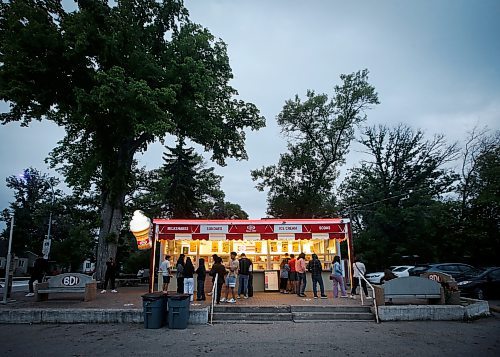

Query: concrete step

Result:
[213,305,291,313]
[292,312,374,321]
[291,305,372,313]
[213,312,293,322]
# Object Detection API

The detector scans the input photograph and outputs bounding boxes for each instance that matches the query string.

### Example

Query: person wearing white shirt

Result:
[350,256,371,299]
[158,255,171,292]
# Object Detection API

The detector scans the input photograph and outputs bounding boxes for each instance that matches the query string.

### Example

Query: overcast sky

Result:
[1,0,499,227]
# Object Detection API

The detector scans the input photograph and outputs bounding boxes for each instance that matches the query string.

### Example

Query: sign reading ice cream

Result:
[273,224,301,233]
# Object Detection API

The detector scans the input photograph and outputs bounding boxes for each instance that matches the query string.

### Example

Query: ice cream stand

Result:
[130,212,355,294]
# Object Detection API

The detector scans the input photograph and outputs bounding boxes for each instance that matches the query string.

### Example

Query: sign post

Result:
[42,238,51,260]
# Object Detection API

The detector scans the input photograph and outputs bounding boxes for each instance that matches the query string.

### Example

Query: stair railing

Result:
[209,273,218,325]
[354,264,380,323]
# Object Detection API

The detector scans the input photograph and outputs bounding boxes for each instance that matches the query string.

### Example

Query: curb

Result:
[0,307,209,325]
[377,299,490,321]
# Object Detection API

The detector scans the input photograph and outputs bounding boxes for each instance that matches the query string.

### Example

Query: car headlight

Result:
[457,280,471,286]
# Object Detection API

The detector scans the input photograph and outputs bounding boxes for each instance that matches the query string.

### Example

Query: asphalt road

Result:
[1,314,500,357]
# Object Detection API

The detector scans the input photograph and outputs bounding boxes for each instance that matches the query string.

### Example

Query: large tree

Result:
[252,69,379,217]
[339,124,459,268]
[0,0,264,279]
[456,129,499,265]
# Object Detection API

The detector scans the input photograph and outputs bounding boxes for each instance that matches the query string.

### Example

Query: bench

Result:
[380,276,444,305]
[35,273,97,302]
[116,278,140,287]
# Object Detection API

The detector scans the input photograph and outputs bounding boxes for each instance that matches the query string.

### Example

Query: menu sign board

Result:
[265,270,279,291]
[255,241,262,253]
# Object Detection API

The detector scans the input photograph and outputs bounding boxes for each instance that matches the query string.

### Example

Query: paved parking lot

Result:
[1,314,499,356]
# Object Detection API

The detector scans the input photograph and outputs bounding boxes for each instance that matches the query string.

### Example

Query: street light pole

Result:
[2,216,15,304]
[43,180,55,260]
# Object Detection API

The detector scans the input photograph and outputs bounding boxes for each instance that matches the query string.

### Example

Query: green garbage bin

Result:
[142,292,168,329]
[167,293,191,329]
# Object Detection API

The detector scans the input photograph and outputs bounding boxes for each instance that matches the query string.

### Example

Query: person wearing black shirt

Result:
[101,257,118,293]
[183,257,195,301]
[26,255,48,297]
[238,253,252,299]
[209,257,226,304]
[307,254,327,299]
[195,258,207,301]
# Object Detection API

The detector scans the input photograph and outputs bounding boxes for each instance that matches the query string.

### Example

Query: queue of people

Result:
[157,253,372,302]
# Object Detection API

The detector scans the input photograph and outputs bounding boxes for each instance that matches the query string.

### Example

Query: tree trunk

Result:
[94,140,139,281]
[95,191,126,282]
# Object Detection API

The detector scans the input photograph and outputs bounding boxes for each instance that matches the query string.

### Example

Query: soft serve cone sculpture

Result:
[130,210,152,250]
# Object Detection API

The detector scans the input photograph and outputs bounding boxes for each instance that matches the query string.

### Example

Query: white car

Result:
[391,265,414,278]
[365,266,415,284]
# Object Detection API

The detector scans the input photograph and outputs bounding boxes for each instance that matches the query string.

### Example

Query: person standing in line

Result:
[221,252,238,303]
[176,254,185,294]
[207,254,218,296]
[288,254,297,294]
[158,255,171,292]
[26,254,48,297]
[295,252,307,297]
[279,258,290,294]
[307,253,327,299]
[183,257,195,301]
[209,256,226,304]
[350,256,371,299]
[238,253,252,299]
[331,255,348,298]
[101,257,118,293]
[196,258,207,301]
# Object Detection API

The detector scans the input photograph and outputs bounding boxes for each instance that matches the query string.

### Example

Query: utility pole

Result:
[2,216,15,304]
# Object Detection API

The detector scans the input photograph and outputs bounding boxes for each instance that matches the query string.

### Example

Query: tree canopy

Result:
[252,69,379,218]
[1,0,264,279]
[339,124,461,267]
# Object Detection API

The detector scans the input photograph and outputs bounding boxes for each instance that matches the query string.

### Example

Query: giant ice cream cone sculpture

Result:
[130,210,152,250]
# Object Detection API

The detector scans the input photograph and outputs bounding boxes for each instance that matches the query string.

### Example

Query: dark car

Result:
[457,267,500,300]
[408,263,481,280]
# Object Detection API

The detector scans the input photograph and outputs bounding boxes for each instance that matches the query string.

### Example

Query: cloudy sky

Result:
[1,0,499,226]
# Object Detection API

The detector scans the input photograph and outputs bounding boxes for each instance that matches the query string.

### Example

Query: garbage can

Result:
[142,292,168,329]
[167,293,191,329]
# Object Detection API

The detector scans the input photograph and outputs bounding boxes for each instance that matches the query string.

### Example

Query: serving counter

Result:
[160,270,338,293]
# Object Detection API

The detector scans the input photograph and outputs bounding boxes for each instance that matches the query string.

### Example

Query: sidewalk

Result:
[0,285,370,310]
[0,285,373,324]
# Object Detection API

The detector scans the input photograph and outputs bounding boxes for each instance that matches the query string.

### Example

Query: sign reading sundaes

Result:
[200,225,229,234]
[273,224,302,233]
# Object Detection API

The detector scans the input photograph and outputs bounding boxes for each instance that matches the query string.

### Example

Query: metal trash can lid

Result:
[167,293,190,300]
[141,292,166,301]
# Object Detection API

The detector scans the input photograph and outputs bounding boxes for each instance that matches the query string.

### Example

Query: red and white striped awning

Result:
[153,218,350,241]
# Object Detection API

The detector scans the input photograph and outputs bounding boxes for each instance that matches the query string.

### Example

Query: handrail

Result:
[354,263,380,323]
[209,273,218,325]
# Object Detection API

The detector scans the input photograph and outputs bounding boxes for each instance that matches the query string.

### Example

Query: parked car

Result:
[366,267,394,284]
[457,267,500,300]
[366,266,414,284]
[391,265,414,278]
[408,263,481,280]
